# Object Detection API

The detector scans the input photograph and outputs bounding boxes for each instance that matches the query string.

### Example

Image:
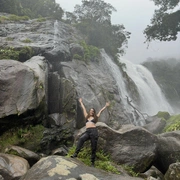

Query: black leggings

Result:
[75,127,98,163]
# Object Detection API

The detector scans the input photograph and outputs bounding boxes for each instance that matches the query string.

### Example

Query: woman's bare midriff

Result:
[86,122,96,128]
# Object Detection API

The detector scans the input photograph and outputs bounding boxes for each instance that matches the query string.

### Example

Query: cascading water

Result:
[53,20,59,48]
[120,58,173,115]
[101,50,173,125]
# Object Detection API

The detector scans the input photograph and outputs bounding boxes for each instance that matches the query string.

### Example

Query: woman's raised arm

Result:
[79,98,88,118]
[97,102,110,118]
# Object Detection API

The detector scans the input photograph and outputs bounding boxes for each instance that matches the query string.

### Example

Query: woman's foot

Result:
[70,153,77,158]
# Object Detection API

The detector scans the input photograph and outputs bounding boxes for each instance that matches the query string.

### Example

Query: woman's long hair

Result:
[86,108,98,123]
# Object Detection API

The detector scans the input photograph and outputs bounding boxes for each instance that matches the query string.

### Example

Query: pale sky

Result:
[56,0,180,64]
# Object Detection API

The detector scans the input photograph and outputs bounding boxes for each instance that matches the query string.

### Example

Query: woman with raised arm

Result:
[71,98,110,167]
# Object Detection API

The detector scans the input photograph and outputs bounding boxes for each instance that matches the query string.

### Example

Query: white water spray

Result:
[120,58,173,115]
[53,20,59,48]
[101,50,173,117]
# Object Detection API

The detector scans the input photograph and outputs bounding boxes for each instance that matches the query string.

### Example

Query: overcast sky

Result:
[56,0,180,64]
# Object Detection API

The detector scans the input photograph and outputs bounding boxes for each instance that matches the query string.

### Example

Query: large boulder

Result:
[164,162,180,180]
[0,57,48,131]
[5,146,40,167]
[20,155,143,180]
[0,153,29,180]
[75,122,157,173]
[154,131,180,174]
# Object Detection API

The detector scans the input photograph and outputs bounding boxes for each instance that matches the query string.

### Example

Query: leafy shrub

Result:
[163,114,180,132]
[80,41,100,62]
[0,46,33,61]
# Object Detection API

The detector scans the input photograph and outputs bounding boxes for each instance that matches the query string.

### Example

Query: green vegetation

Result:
[0,124,44,152]
[0,46,33,61]
[0,0,63,20]
[157,111,170,120]
[68,145,120,174]
[144,0,180,41]
[122,165,139,177]
[163,114,180,132]
[66,0,130,58]
[21,38,32,43]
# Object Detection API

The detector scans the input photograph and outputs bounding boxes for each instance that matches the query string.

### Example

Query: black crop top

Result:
[86,119,96,124]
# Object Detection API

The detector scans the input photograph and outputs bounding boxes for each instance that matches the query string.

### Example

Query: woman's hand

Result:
[79,98,82,103]
[105,102,110,107]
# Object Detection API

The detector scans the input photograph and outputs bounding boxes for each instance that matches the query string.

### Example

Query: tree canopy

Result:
[66,0,130,57]
[144,0,180,42]
[0,0,64,20]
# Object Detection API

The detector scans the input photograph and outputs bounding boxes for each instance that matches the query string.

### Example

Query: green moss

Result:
[163,114,180,132]
[6,37,14,41]
[0,16,8,23]
[8,15,29,21]
[21,38,32,43]
[73,54,83,60]
[0,124,44,152]
[68,145,120,174]
[157,111,170,120]
[36,17,46,22]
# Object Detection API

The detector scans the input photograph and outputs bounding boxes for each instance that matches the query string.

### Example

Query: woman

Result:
[71,98,110,167]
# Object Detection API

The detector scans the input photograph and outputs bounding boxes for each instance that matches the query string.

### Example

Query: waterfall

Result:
[101,50,129,106]
[53,20,59,48]
[120,58,173,115]
[101,49,173,119]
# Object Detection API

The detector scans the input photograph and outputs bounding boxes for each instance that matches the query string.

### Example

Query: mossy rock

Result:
[157,111,170,120]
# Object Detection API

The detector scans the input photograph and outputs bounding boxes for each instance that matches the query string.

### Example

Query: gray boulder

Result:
[75,122,157,173]
[0,56,48,130]
[0,153,29,180]
[164,162,180,180]
[143,116,166,134]
[20,155,143,180]
[5,146,40,166]
[154,131,180,174]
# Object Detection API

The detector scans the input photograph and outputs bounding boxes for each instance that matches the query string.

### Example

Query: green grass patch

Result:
[0,124,44,152]
[68,145,120,174]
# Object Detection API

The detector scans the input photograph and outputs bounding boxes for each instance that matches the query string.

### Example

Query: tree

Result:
[0,0,64,20]
[67,0,130,57]
[144,0,180,41]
